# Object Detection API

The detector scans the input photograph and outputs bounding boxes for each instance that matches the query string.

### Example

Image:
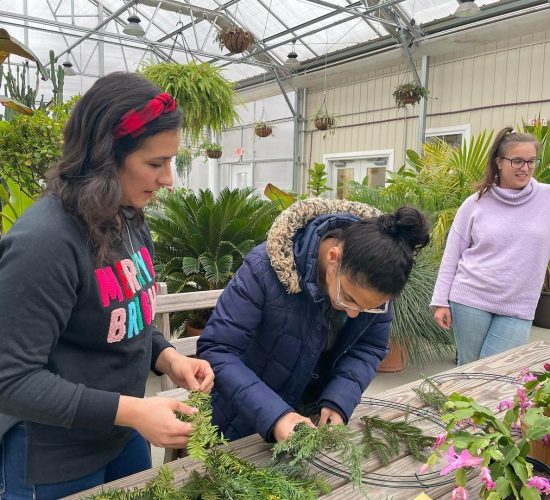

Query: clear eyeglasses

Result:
[334,261,389,314]
[499,156,540,169]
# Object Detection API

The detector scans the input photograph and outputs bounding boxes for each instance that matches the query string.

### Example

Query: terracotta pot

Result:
[206,149,222,159]
[185,324,203,337]
[522,409,550,467]
[533,291,550,329]
[377,341,408,373]
[254,125,272,137]
[221,30,253,53]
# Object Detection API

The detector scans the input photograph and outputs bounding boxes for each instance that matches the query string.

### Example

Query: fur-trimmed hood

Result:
[266,198,380,293]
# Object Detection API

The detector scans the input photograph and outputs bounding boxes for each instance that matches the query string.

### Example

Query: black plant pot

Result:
[534,292,550,329]
[503,457,550,500]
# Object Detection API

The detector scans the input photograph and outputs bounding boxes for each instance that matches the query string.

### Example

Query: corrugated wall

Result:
[304,32,550,181]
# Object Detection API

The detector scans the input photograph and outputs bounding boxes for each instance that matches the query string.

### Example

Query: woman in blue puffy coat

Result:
[197,199,429,443]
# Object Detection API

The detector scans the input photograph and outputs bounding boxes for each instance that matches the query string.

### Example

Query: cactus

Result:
[48,50,64,107]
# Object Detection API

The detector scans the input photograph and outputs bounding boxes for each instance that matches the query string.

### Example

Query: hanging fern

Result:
[141,62,241,142]
[361,415,435,465]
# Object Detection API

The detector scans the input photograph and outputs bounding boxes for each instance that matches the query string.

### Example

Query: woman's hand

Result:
[156,348,214,393]
[319,407,344,426]
[115,396,197,448]
[273,412,315,442]
[434,306,452,330]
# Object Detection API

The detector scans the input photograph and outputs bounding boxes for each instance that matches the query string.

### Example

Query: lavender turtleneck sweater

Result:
[431,179,550,320]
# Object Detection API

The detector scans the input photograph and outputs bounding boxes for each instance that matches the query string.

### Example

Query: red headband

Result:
[112,92,177,140]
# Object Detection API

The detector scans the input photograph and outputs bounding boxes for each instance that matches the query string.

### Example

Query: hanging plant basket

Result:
[254,124,273,138]
[392,82,429,108]
[313,116,336,131]
[206,149,222,159]
[215,26,255,54]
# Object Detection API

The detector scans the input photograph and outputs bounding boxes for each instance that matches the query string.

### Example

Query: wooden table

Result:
[66,340,550,499]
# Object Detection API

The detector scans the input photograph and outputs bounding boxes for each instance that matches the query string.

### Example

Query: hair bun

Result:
[392,206,430,251]
[377,214,398,235]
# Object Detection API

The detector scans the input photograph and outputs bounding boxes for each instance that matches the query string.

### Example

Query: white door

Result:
[331,157,389,199]
[230,163,253,189]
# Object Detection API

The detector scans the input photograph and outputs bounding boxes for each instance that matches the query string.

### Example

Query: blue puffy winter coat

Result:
[197,200,391,442]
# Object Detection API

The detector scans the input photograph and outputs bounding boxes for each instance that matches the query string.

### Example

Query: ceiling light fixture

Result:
[284,40,300,70]
[62,52,77,76]
[123,14,145,37]
[454,0,481,18]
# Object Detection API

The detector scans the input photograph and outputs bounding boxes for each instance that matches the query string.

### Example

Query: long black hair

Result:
[47,72,182,265]
[340,206,430,295]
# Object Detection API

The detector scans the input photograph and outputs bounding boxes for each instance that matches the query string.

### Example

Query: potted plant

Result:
[141,62,240,142]
[146,187,277,335]
[534,264,550,329]
[311,107,336,131]
[254,120,273,138]
[422,364,550,499]
[199,141,223,159]
[214,25,255,54]
[392,82,429,108]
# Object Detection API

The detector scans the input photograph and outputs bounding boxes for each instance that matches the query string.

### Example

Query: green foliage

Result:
[392,82,429,108]
[263,183,299,212]
[175,392,226,462]
[0,177,35,233]
[521,123,550,184]
[272,422,363,487]
[147,187,276,331]
[175,147,194,181]
[0,101,72,195]
[361,415,435,465]
[141,62,240,142]
[198,141,223,157]
[306,162,332,197]
[412,376,448,412]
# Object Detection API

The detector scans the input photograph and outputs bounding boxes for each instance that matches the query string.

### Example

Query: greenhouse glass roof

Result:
[0,0,546,97]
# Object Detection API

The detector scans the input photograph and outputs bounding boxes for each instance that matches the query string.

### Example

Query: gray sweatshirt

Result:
[0,194,171,484]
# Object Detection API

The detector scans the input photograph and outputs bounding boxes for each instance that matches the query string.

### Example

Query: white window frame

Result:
[323,149,395,198]
[230,163,254,190]
[425,124,471,146]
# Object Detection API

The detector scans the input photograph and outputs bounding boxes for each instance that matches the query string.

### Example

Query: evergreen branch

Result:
[272,423,364,487]
[412,376,448,412]
[361,415,435,465]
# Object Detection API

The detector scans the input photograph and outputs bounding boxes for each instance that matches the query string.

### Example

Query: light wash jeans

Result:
[450,301,532,366]
[0,423,151,499]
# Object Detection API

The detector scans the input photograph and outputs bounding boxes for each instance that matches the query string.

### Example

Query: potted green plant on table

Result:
[214,25,255,53]
[254,120,273,138]
[393,82,429,108]
[147,188,276,335]
[422,364,550,499]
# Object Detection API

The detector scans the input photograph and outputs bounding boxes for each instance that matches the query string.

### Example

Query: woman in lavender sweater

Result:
[431,127,550,365]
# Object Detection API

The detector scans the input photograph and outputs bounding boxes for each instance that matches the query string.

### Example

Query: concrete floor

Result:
[146,324,550,467]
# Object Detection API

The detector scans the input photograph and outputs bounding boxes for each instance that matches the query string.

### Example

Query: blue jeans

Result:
[0,423,151,499]
[450,301,532,366]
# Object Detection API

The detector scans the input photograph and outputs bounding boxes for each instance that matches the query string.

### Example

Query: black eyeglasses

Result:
[498,156,540,169]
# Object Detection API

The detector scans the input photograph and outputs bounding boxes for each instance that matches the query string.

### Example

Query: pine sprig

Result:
[175,392,227,462]
[361,415,435,465]
[272,423,364,487]
[412,376,447,412]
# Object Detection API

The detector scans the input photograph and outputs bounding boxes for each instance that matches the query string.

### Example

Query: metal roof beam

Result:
[302,0,401,28]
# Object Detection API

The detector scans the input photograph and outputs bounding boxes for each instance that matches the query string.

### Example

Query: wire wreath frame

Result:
[306,372,518,489]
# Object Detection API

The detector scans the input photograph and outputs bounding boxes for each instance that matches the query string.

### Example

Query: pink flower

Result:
[541,434,550,446]
[440,447,483,476]
[520,372,537,383]
[497,399,514,412]
[480,467,496,490]
[527,476,550,493]
[434,432,447,448]
[516,387,533,411]
[451,486,469,499]
[543,362,550,371]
